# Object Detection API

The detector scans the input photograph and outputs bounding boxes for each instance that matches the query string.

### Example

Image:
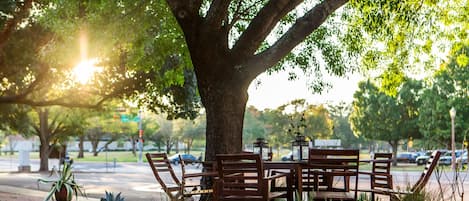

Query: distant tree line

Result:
[350,44,469,165]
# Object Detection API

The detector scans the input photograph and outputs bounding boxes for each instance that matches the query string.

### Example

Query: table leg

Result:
[296,165,302,201]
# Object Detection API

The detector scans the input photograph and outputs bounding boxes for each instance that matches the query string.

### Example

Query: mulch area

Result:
[0,192,42,201]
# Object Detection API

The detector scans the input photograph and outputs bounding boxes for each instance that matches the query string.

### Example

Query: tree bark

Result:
[201,82,248,161]
[38,109,50,171]
[77,135,84,158]
[390,140,399,167]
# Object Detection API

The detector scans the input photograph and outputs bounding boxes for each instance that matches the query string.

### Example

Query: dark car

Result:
[396,152,418,163]
[169,154,198,164]
[281,152,293,161]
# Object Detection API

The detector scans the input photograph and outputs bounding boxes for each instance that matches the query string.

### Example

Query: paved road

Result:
[1,158,468,200]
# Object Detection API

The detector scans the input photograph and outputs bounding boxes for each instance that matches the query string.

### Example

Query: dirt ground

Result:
[0,192,42,201]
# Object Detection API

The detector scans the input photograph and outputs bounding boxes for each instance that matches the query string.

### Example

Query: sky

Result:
[247,70,363,110]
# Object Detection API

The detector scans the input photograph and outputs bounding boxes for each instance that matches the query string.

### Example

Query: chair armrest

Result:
[184,171,218,178]
[264,172,289,180]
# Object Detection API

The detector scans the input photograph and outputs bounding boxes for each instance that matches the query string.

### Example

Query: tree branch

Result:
[232,0,302,57]
[205,0,232,28]
[0,0,35,49]
[245,0,348,79]
[165,0,203,47]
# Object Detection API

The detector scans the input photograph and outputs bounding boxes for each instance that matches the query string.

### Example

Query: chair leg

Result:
[371,192,375,201]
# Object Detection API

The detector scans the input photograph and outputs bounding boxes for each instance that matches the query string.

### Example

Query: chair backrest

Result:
[308,149,360,199]
[216,153,265,199]
[371,153,393,189]
[145,153,181,193]
[411,151,442,192]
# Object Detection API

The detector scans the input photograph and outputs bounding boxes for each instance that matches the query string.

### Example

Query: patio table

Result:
[264,161,307,200]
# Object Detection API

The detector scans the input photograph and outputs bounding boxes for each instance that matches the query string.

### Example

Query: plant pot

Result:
[54,186,69,201]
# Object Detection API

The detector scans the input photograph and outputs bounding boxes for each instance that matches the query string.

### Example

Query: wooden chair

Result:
[214,153,293,201]
[367,151,442,201]
[145,153,214,201]
[358,153,393,200]
[305,149,360,201]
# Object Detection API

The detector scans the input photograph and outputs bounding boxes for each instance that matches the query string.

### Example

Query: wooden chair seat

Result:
[313,191,355,201]
[214,153,293,201]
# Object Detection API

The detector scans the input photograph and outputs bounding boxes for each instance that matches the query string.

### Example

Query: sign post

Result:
[137,109,143,163]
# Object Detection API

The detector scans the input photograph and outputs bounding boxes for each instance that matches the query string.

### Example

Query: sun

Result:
[72,58,102,84]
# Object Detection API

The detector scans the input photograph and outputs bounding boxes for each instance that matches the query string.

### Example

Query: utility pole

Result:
[138,109,143,163]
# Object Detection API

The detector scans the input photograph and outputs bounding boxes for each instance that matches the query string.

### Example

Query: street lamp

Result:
[450,107,456,170]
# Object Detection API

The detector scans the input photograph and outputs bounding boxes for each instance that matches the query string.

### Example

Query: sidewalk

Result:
[0,185,99,201]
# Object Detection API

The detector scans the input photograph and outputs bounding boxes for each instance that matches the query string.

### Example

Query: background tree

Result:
[29,107,77,171]
[328,102,362,148]
[418,43,469,149]
[303,104,333,140]
[180,116,206,154]
[150,116,177,154]
[260,107,291,156]
[350,81,406,165]
[243,106,266,148]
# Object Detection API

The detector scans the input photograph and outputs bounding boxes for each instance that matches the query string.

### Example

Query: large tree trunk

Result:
[38,109,50,171]
[201,82,248,161]
[77,135,84,158]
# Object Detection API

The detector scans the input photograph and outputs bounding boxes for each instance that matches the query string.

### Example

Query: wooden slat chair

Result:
[358,153,393,200]
[368,151,442,201]
[306,149,360,201]
[214,153,293,201]
[145,153,214,201]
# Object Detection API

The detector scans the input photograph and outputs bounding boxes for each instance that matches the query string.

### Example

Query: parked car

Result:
[415,151,432,165]
[396,152,418,163]
[281,152,293,161]
[168,154,198,164]
[281,150,307,161]
[456,152,468,166]
[439,150,465,165]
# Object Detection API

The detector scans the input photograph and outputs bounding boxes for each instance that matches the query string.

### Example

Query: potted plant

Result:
[100,191,125,201]
[38,163,85,201]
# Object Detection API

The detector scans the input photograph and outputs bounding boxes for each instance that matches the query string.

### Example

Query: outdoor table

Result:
[264,161,307,200]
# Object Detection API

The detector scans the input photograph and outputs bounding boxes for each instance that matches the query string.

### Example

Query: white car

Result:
[439,151,465,165]
[456,152,468,165]
[416,153,431,165]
